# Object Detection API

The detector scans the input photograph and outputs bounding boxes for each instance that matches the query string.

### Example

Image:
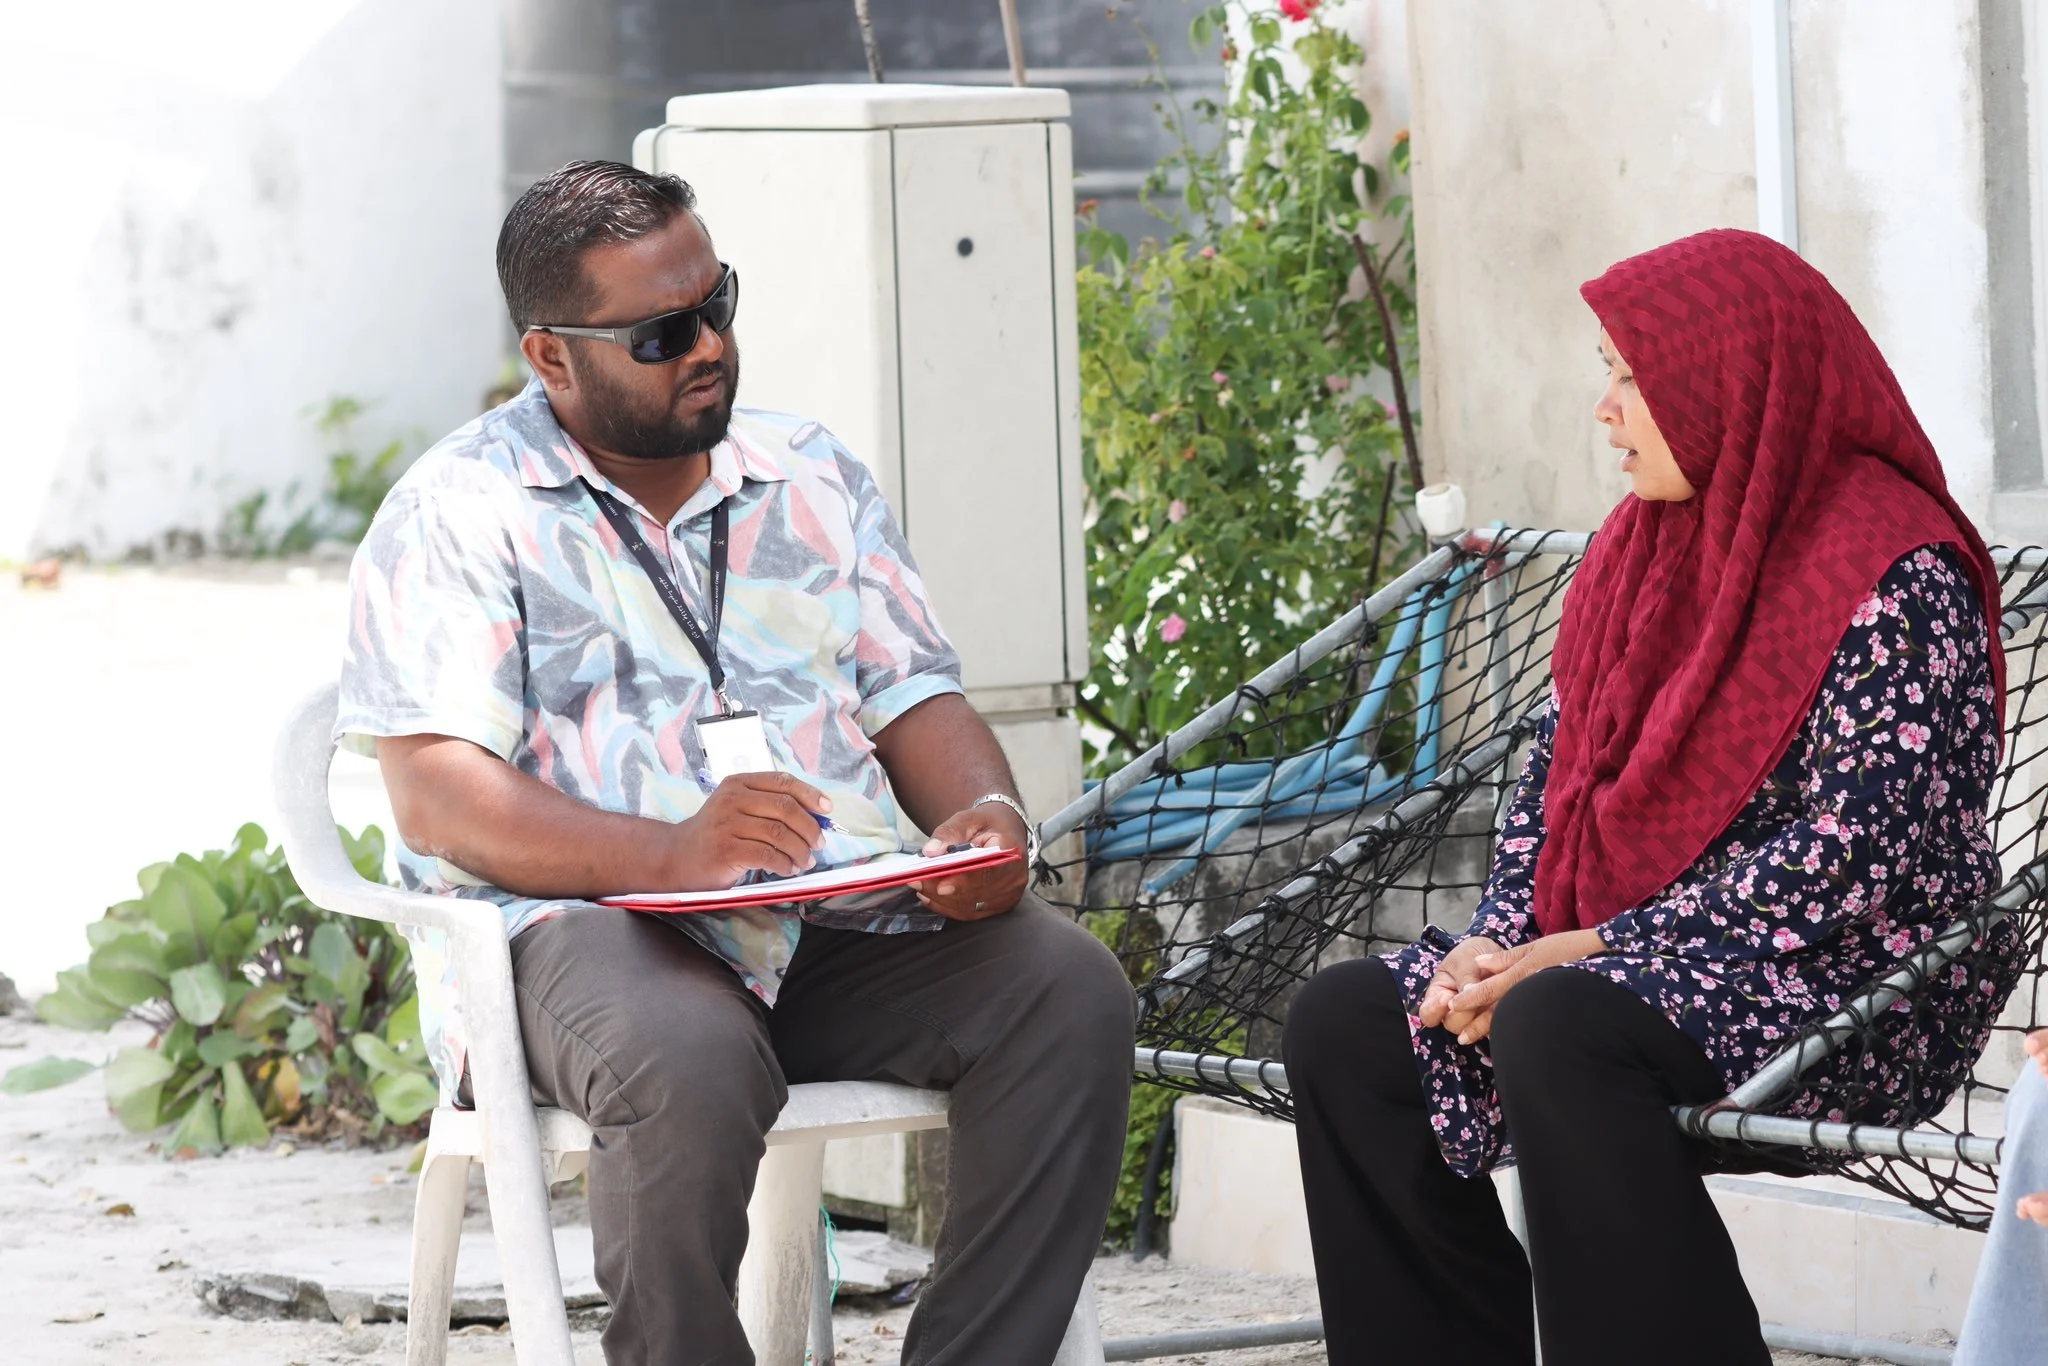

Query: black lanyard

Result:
[586,482,737,715]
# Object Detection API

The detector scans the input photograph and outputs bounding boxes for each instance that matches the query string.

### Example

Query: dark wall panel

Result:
[502,0,1222,247]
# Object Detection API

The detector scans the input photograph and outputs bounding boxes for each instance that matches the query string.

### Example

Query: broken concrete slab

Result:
[829,1230,932,1297]
[196,1222,932,1324]
[199,1226,601,1325]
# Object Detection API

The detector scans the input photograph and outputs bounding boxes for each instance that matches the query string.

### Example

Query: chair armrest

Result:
[271,683,502,939]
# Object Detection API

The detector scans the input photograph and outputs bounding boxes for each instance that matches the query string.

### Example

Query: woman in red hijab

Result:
[1282,229,2021,1365]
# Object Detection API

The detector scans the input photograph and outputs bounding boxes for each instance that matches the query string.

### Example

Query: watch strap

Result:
[971,793,1040,868]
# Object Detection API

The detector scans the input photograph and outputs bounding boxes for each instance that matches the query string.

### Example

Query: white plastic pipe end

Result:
[1415,482,1468,541]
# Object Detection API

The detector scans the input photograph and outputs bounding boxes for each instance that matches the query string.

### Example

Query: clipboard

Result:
[599,844,1021,913]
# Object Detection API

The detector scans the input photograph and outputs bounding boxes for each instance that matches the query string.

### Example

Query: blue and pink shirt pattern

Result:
[337,379,962,1099]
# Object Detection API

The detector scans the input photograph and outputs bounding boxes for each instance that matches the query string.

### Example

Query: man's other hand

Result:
[673,772,830,889]
[913,802,1030,921]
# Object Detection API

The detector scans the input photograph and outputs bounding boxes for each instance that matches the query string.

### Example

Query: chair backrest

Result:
[272,682,499,938]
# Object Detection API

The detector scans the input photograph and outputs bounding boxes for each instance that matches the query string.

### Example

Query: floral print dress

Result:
[1384,545,2020,1178]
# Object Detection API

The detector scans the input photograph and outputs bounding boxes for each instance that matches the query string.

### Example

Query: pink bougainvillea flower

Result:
[1278,0,1321,21]
[1324,373,1350,393]
[1160,613,1188,644]
[1168,499,1188,523]
[1199,245,1218,259]
[1211,370,1229,385]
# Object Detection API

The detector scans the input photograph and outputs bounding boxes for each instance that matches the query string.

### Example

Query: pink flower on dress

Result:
[1501,837,1537,854]
[1813,812,1839,836]
[1168,499,1189,523]
[1897,721,1931,753]
[1160,613,1188,644]
[1771,928,1804,952]
[1851,595,1882,628]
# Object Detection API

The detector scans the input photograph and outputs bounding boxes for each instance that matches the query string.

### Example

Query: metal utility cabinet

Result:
[634,83,1086,834]
[635,84,1088,1235]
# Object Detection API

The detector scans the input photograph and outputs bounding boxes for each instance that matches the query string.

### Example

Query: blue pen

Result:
[696,768,849,835]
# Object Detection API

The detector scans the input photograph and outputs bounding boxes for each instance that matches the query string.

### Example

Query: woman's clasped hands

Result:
[1417,928,1612,1046]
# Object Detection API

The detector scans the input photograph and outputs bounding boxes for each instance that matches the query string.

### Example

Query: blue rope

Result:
[1083,571,1468,884]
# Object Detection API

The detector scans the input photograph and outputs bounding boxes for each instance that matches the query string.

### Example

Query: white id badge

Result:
[698,709,775,783]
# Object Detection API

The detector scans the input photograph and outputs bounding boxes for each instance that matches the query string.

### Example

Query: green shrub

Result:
[1076,1,1422,773]
[215,396,407,556]
[1105,1077,1180,1251]
[9,824,434,1153]
[315,395,408,542]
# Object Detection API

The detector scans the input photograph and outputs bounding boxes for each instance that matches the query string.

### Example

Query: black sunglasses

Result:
[531,263,739,365]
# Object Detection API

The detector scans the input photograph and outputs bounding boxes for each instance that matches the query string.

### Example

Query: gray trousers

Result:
[507,894,1138,1366]
[1956,1062,2048,1366]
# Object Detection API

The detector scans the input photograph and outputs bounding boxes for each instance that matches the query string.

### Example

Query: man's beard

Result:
[575,345,741,460]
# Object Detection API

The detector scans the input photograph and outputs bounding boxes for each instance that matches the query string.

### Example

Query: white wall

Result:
[0,0,505,561]
[1405,0,2007,536]
[1792,0,2000,529]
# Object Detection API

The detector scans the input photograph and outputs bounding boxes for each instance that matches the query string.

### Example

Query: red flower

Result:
[1278,0,1320,21]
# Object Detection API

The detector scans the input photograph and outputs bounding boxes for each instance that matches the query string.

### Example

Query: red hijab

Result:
[1533,228,2004,937]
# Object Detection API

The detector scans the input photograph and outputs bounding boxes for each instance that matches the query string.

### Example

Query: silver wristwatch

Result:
[971,793,1040,867]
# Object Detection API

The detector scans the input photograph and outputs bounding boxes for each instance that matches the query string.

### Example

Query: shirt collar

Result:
[506,378,789,502]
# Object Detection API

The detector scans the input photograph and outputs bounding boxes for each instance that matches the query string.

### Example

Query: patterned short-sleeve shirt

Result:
[337,378,962,1096]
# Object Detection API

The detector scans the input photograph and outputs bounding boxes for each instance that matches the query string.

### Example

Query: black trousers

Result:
[1282,957,1771,1366]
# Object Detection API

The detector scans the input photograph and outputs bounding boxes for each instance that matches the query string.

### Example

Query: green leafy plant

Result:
[8,824,435,1154]
[213,397,407,556]
[1106,1078,1179,1251]
[315,396,408,541]
[1077,0,1422,772]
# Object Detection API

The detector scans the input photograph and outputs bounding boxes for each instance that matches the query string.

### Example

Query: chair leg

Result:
[463,930,577,1366]
[1496,1166,1541,1364]
[809,1209,836,1366]
[1050,1265,1106,1366]
[407,1146,471,1366]
[739,1141,825,1366]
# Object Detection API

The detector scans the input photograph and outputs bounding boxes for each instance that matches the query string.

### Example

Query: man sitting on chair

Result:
[335,159,1136,1366]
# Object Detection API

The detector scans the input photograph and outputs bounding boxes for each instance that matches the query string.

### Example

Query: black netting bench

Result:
[1033,527,2048,1230]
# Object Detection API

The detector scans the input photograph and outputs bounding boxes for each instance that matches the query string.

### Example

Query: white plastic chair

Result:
[274,683,1105,1366]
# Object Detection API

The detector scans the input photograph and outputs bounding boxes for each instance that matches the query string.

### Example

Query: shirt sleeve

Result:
[1598,549,1993,964]
[832,445,965,736]
[1464,697,1556,950]
[335,485,527,761]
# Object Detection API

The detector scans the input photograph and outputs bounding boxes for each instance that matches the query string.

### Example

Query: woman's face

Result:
[1596,330,1696,502]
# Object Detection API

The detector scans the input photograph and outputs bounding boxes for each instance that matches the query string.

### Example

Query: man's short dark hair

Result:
[496,160,698,332]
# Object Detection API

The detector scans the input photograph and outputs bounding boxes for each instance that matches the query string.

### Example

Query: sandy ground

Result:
[1,1009,1883,1366]
[0,1013,1326,1366]
[0,558,392,1003]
